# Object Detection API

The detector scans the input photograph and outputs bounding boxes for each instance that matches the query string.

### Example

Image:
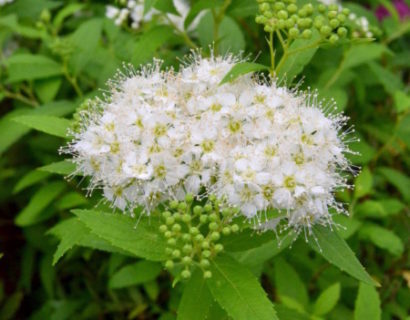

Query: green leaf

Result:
[309,225,378,286]
[207,254,278,320]
[53,3,84,29]
[5,54,62,83]
[378,167,410,202]
[354,283,381,320]
[56,192,87,210]
[220,62,269,84]
[313,283,341,316]
[109,261,162,289]
[177,269,213,320]
[354,166,372,199]
[154,0,179,15]
[221,229,274,252]
[15,181,66,227]
[333,215,362,239]
[354,200,386,218]
[0,14,47,39]
[48,218,131,264]
[227,0,258,18]
[13,170,51,194]
[37,161,77,176]
[0,291,23,320]
[274,258,308,308]
[13,115,71,138]
[343,44,390,70]
[34,77,62,104]
[184,0,223,29]
[72,209,168,261]
[359,224,404,257]
[393,91,410,113]
[367,62,403,95]
[277,30,320,82]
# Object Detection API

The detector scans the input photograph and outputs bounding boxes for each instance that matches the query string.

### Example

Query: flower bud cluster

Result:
[255,0,372,43]
[160,194,239,279]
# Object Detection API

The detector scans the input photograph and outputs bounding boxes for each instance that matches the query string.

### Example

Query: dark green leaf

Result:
[38,161,77,176]
[354,283,381,320]
[378,167,410,202]
[354,166,373,199]
[13,170,51,194]
[359,224,404,256]
[109,261,162,289]
[13,115,71,138]
[220,62,269,84]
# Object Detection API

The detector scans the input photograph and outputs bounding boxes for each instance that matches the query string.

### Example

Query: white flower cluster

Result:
[106,0,194,31]
[67,55,351,232]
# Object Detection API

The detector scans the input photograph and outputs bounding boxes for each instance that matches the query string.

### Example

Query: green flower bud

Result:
[203,271,212,278]
[337,13,346,22]
[211,231,220,241]
[200,215,208,223]
[209,222,218,230]
[214,244,224,252]
[162,211,172,218]
[202,241,210,249]
[304,3,313,15]
[289,27,299,38]
[183,244,192,253]
[172,249,181,258]
[178,202,187,211]
[320,25,332,36]
[287,4,298,13]
[255,15,267,24]
[259,3,270,12]
[202,250,211,258]
[159,225,168,233]
[167,238,176,246]
[302,29,312,39]
[190,227,199,235]
[277,19,285,29]
[185,193,194,203]
[318,4,326,13]
[172,224,181,232]
[195,234,204,242]
[329,34,339,44]
[285,18,295,28]
[169,200,178,209]
[298,9,307,17]
[328,10,337,19]
[278,10,288,19]
[182,234,191,242]
[314,19,323,29]
[222,227,231,235]
[166,216,175,225]
[181,270,191,279]
[329,4,339,11]
[264,25,274,32]
[165,260,174,269]
[274,2,285,10]
[231,224,240,233]
[222,208,231,217]
[342,8,350,15]
[209,213,218,222]
[182,256,192,264]
[329,18,340,29]
[165,231,173,238]
[204,204,212,212]
[193,205,203,215]
[337,27,347,37]
[182,214,191,222]
[173,212,181,221]
[200,259,210,268]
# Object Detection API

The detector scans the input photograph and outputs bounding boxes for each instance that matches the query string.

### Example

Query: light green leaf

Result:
[343,44,390,70]
[15,181,66,227]
[277,30,320,82]
[393,91,410,113]
[367,62,403,95]
[13,170,51,194]
[354,283,381,320]
[55,192,87,210]
[53,3,84,29]
[220,62,269,84]
[333,215,362,239]
[184,0,223,29]
[354,166,372,199]
[309,225,378,286]
[274,258,308,308]
[34,77,62,104]
[354,200,386,218]
[72,209,168,261]
[13,115,71,138]
[359,224,404,257]
[38,161,77,176]
[48,218,131,265]
[177,269,213,320]
[221,229,274,252]
[6,54,62,83]
[109,261,162,289]
[207,254,278,320]
[313,283,341,316]
[378,167,410,202]
[0,14,47,39]
[154,0,179,15]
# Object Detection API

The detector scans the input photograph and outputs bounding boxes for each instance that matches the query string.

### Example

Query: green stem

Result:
[164,15,197,49]
[2,88,39,107]
[268,32,275,75]
[63,61,83,98]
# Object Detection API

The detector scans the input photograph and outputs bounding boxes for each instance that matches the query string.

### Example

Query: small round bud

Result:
[162,211,171,218]
[181,270,191,279]
[202,241,210,249]
[172,224,181,232]
[203,271,212,279]
[204,204,212,212]
[329,4,339,11]
[278,10,288,19]
[289,27,299,38]
[159,225,167,233]
[302,29,312,39]
[200,259,210,268]
[183,244,192,253]
[169,200,178,209]
[165,231,173,238]
[167,238,176,246]
[182,214,191,222]
[304,4,313,15]
[337,27,347,37]
[178,202,187,211]
[285,18,295,28]
[195,234,204,242]
[342,8,350,15]
[202,250,211,258]
[287,4,297,13]
[209,222,218,230]
[231,224,239,233]
[200,215,208,223]
[211,232,220,241]
[185,193,194,203]
[172,249,181,258]
[214,244,224,252]
[329,19,340,29]
[190,227,199,235]
[264,25,274,33]
[193,205,203,215]
[222,208,231,217]
[182,256,192,264]
[165,260,174,269]
[337,13,346,22]
[209,213,218,222]
[173,212,181,221]
[166,216,175,225]
[318,4,326,13]
[182,234,191,242]
[329,34,339,44]
[259,3,270,12]
[255,15,266,24]
[277,19,285,29]
[327,11,337,19]
[274,2,285,10]
[298,9,307,17]
[222,227,231,235]
[320,25,332,36]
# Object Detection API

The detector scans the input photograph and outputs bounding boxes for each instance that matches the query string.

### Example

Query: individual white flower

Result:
[64,53,352,235]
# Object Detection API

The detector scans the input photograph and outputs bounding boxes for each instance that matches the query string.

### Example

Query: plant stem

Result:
[268,32,275,75]
[63,61,83,98]
[164,15,197,49]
